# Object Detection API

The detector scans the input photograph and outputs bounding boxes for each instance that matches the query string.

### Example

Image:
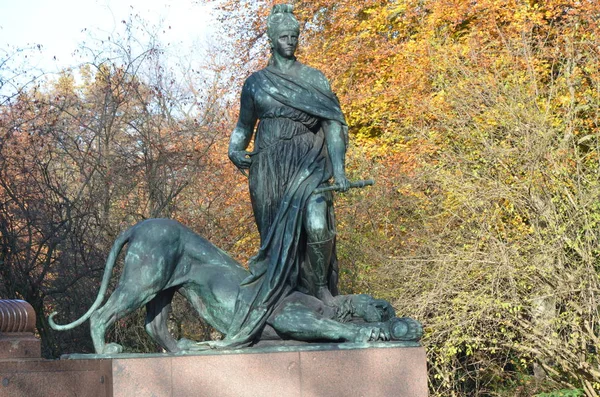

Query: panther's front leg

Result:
[268,300,391,343]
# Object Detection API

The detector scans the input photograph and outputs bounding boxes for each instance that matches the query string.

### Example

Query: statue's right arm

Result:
[228,80,258,170]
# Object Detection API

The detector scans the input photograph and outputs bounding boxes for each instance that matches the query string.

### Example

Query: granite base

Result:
[0,345,427,397]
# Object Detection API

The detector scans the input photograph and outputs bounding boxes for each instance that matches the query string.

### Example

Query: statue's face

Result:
[273,30,298,59]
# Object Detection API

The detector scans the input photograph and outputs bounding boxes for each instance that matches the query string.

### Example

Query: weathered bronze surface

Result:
[48,4,423,354]
[223,3,354,349]
[49,219,421,354]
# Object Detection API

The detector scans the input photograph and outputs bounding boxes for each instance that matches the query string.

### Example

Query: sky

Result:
[0,0,215,72]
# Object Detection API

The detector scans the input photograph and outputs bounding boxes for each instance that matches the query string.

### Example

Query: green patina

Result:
[48,5,422,354]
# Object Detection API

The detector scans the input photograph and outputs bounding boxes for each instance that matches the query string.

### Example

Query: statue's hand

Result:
[229,150,252,170]
[334,174,350,192]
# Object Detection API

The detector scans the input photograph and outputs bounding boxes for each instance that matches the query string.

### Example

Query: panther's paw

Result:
[354,325,391,343]
[176,338,200,351]
[103,343,123,354]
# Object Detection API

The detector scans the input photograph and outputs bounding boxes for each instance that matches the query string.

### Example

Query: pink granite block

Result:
[299,347,428,397]
[171,352,302,397]
[0,360,111,397]
[112,357,172,397]
[0,346,428,396]
[0,370,107,397]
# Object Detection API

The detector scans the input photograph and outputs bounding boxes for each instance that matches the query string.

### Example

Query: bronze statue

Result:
[48,5,423,353]
[223,3,352,348]
[49,219,422,354]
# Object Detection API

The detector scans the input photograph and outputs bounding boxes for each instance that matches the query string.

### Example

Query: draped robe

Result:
[220,63,348,348]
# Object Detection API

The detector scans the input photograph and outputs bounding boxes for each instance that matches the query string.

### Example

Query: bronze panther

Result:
[49,219,421,354]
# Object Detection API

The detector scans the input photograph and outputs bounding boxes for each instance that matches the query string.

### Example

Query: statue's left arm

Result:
[314,70,350,191]
[322,119,350,192]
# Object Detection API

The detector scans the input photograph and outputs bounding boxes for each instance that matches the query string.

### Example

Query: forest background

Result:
[1,1,599,396]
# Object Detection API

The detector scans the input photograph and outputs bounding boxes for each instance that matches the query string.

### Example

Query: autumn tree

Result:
[0,14,237,355]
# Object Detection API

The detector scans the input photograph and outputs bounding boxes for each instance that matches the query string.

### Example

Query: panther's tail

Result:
[48,226,134,331]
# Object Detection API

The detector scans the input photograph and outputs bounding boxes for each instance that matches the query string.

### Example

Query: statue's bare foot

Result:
[389,317,423,341]
[353,326,391,343]
[103,343,123,354]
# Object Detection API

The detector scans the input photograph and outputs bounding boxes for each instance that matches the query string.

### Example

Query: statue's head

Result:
[267,4,300,50]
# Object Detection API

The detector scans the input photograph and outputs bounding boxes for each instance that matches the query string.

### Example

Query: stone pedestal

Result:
[0,345,428,397]
[0,300,427,396]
